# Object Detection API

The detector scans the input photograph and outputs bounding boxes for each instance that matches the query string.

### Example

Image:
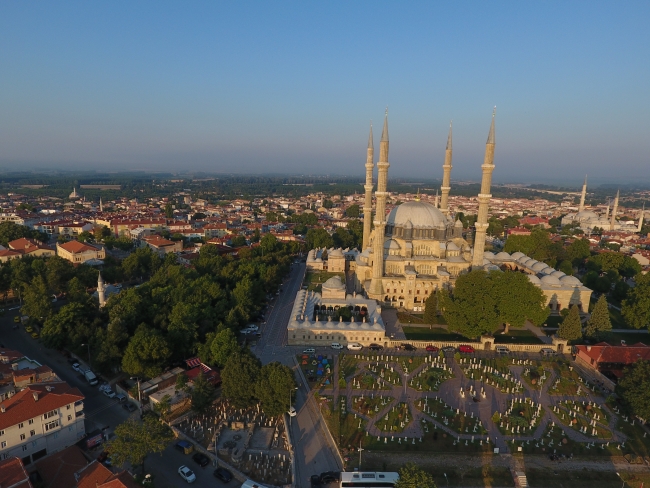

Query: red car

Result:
[459,345,475,353]
[425,345,439,353]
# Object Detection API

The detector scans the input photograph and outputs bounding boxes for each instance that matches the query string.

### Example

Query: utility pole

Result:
[358,439,364,469]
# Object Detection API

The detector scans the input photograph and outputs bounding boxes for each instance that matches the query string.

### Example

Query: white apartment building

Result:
[0,383,85,465]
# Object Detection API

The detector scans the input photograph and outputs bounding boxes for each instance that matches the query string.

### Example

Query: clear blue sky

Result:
[1,1,649,184]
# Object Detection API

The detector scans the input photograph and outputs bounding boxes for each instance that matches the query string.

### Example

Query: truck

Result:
[84,370,98,386]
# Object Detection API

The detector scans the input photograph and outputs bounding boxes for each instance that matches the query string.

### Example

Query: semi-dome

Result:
[561,275,582,286]
[511,252,526,260]
[527,274,542,285]
[387,201,447,229]
[541,275,562,286]
[483,251,495,259]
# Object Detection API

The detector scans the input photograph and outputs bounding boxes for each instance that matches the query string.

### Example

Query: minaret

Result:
[362,123,375,250]
[578,175,587,212]
[638,203,645,233]
[99,197,103,213]
[369,110,390,298]
[472,109,496,268]
[440,122,453,216]
[97,272,106,308]
[610,190,619,230]
[434,189,439,208]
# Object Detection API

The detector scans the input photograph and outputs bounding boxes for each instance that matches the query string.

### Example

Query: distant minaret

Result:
[638,203,645,233]
[97,272,106,308]
[605,201,610,220]
[440,122,453,216]
[362,123,375,250]
[369,110,390,298]
[99,197,103,213]
[610,190,619,230]
[578,175,587,212]
[472,109,496,268]
[434,189,439,208]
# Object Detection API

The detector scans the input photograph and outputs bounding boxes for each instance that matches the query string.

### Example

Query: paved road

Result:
[252,262,342,487]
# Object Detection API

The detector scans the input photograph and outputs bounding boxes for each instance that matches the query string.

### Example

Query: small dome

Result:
[541,275,562,286]
[511,252,526,260]
[527,274,542,285]
[322,276,345,290]
[384,239,401,250]
[314,257,323,263]
[540,267,555,275]
[495,252,511,260]
[483,251,495,259]
[561,275,582,286]
[386,201,447,229]
[531,262,548,272]
[329,248,344,257]
[517,255,530,263]
[550,270,566,278]
[523,258,537,266]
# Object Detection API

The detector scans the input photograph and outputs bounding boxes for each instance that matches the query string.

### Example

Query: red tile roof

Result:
[58,241,101,254]
[0,457,33,488]
[0,382,83,430]
[33,445,88,488]
[76,461,113,488]
[576,342,650,365]
[99,471,141,488]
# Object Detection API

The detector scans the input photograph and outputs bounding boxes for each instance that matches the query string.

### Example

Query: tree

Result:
[106,416,173,473]
[422,292,438,324]
[617,361,650,420]
[394,463,437,488]
[585,295,612,340]
[558,305,583,342]
[255,362,296,417]
[558,260,573,276]
[199,328,240,368]
[77,231,94,243]
[305,228,333,250]
[345,204,360,218]
[21,276,53,324]
[153,394,172,418]
[221,352,261,408]
[122,325,172,378]
[231,235,247,247]
[323,199,334,209]
[622,273,650,329]
[566,238,591,266]
[332,227,355,249]
[191,371,215,414]
[164,203,174,218]
[260,233,279,254]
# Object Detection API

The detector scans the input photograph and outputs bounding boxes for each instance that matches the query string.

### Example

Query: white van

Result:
[495,346,510,354]
[331,343,343,350]
[347,343,363,351]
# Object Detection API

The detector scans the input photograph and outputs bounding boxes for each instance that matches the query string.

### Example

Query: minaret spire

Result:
[638,203,645,233]
[610,190,620,230]
[472,110,497,268]
[369,110,390,298]
[97,272,106,308]
[362,122,375,250]
[440,121,453,216]
[578,175,587,212]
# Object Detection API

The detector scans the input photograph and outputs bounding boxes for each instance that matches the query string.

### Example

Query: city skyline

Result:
[1,2,649,183]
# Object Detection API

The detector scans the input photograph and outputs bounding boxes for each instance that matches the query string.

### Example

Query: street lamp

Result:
[288,387,298,427]
[358,439,364,469]
[80,343,91,369]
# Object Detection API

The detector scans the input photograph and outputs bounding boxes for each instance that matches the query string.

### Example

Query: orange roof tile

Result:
[58,241,100,254]
[76,461,113,488]
[0,457,32,488]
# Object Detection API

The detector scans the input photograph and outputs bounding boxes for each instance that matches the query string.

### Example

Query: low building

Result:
[287,288,386,347]
[56,241,106,264]
[8,238,55,258]
[0,382,85,464]
[141,236,182,255]
[0,456,32,487]
[575,342,650,380]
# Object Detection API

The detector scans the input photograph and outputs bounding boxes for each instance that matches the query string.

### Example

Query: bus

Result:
[339,472,400,487]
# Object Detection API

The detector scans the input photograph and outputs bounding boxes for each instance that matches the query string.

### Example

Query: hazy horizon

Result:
[1,2,649,185]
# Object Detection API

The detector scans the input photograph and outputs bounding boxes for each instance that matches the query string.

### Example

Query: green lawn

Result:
[493,328,544,344]
[397,312,447,325]
[402,326,468,341]
[303,271,345,292]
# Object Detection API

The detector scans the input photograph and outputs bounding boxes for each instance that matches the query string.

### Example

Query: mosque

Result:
[289,110,594,347]
[561,178,645,233]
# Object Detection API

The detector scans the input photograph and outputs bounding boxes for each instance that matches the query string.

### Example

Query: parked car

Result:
[103,389,116,399]
[25,326,34,333]
[495,346,510,354]
[123,402,137,412]
[30,332,39,339]
[13,316,20,323]
[368,343,384,351]
[178,465,196,483]
[175,440,194,454]
[213,467,233,482]
[441,346,456,353]
[400,344,416,351]
[244,324,259,332]
[459,345,475,353]
[311,474,323,487]
[303,348,316,354]
[192,452,210,468]
[425,345,439,353]
[72,363,81,372]
[114,393,127,403]
[319,472,340,484]
[288,406,297,417]
[330,343,343,350]
[347,343,363,351]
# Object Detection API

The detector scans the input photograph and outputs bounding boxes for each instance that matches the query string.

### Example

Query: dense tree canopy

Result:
[558,305,583,342]
[255,362,297,417]
[306,228,334,249]
[617,360,650,421]
[221,352,261,409]
[106,416,174,473]
[422,292,438,325]
[394,463,437,488]
[585,295,612,340]
[440,270,549,338]
[345,204,360,218]
[0,222,47,247]
[622,273,650,330]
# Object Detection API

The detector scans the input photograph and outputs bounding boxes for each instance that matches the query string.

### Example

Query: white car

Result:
[288,406,297,417]
[103,389,116,399]
[178,465,196,483]
[245,324,259,332]
[331,343,343,350]
[72,363,81,372]
[347,343,363,351]
[302,348,315,354]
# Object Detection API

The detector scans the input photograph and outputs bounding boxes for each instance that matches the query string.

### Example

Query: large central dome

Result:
[387,201,447,229]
